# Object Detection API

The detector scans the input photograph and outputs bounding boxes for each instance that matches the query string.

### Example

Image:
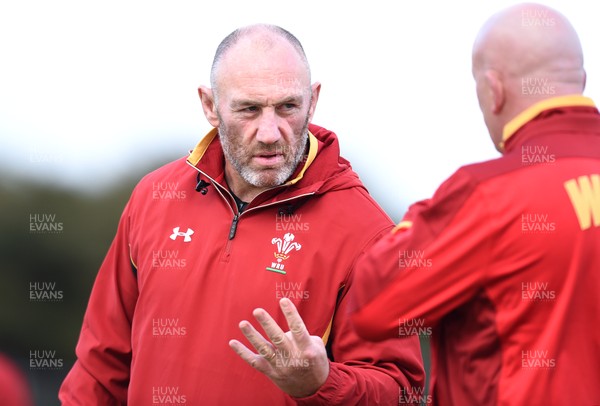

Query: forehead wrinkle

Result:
[231,94,304,107]
[219,67,310,111]
[213,32,310,102]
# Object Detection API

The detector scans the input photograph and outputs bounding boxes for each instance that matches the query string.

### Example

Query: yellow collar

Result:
[187,129,319,185]
[500,95,596,150]
[285,132,318,186]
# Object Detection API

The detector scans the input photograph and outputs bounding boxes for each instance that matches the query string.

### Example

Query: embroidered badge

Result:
[266,233,302,275]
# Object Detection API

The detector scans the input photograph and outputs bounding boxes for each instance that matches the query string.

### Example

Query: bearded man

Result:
[59,24,424,405]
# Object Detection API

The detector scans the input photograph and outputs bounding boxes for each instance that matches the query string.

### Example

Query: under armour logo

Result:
[170,227,194,242]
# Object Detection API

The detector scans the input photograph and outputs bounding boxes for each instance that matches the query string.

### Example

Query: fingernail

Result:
[253,309,265,320]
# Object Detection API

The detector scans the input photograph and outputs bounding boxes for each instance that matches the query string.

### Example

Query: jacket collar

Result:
[500,95,596,151]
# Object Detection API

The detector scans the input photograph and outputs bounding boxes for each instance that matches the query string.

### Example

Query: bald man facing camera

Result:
[60,24,424,405]
[352,3,600,405]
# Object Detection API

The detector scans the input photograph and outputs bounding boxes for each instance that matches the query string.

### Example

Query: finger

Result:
[238,320,277,360]
[279,298,312,348]
[229,339,272,372]
[252,308,288,349]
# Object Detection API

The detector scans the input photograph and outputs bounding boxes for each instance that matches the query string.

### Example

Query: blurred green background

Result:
[0,160,163,405]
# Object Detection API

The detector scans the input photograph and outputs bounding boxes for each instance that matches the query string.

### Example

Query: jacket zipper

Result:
[228,214,239,240]
[186,163,316,259]
[226,192,317,242]
[225,191,317,239]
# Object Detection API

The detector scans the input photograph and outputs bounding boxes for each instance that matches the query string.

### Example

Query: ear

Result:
[582,69,587,92]
[307,82,321,122]
[485,70,505,114]
[198,86,220,127]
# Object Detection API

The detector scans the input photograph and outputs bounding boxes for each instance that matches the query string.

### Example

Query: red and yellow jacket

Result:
[59,124,424,405]
[352,95,600,405]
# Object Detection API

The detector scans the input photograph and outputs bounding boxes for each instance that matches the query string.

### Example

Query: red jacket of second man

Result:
[352,96,600,405]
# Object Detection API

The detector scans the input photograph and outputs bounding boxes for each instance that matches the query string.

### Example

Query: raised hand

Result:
[229,297,330,398]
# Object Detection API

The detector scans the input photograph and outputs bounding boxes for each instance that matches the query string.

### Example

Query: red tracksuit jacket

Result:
[59,124,425,405]
[352,96,600,405]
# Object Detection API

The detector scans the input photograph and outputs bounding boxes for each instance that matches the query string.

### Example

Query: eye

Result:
[236,106,260,117]
[279,103,298,112]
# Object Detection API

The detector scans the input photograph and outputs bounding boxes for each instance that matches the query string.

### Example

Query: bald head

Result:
[472,3,586,150]
[473,3,584,81]
[210,24,311,100]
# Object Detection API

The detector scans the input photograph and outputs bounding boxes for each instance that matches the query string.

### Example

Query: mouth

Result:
[253,152,284,167]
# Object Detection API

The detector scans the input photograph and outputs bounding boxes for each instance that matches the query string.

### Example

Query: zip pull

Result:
[228,214,240,240]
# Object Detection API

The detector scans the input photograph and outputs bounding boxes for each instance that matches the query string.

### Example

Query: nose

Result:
[255,108,282,144]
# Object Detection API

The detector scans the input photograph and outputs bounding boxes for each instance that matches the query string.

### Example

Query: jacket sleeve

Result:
[351,169,493,341]
[295,229,426,405]
[59,197,139,405]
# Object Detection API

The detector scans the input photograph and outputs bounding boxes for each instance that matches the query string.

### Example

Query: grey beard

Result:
[219,125,309,188]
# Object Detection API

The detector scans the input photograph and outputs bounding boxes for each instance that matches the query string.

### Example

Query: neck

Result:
[224,164,270,203]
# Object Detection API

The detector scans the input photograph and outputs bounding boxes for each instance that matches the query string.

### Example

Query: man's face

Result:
[212,40,318,189]
[216,90,311,188]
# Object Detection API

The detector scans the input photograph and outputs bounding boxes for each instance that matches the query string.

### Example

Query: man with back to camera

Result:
[351,3,600,405]
[59,24,425,404]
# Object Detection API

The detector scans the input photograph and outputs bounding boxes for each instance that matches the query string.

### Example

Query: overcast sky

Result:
[1,0,598,220]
